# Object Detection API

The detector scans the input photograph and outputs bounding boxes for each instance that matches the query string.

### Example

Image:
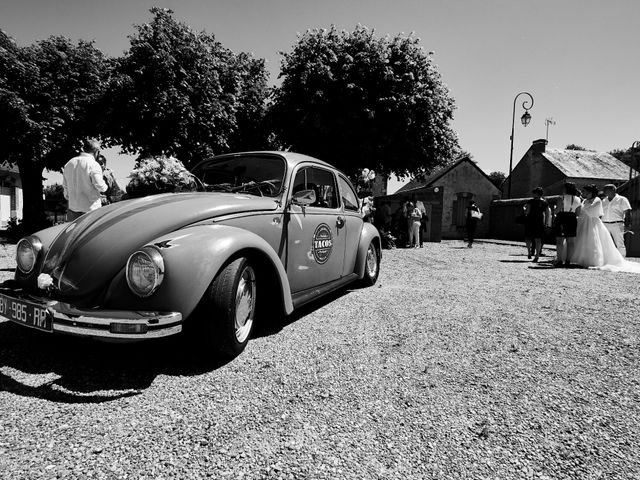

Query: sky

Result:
[2,0,639,193]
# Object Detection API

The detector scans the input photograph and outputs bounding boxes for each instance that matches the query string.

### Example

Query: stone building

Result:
[506,139,631,198]
[377,156,501,240]
[0,161,23,229]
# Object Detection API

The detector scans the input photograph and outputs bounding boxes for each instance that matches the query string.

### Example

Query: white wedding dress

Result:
[571,198,640,273]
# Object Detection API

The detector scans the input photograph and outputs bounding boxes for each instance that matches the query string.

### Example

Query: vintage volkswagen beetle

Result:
[0,152,380,357]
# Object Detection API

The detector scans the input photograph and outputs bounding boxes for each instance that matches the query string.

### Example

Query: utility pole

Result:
[545,117,556,142]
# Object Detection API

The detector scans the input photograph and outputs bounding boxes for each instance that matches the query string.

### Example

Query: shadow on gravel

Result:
[252,288,349,339]
[0,288,352,404]
[0,321,231,404]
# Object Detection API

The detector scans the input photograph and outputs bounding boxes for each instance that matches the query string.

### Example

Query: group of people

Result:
[522,182,639,273]
[62,139,123,220]
[373,197,429,248]
[370,197,483,249]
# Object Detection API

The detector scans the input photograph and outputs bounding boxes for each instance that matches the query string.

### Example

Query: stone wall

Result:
[437,161,501,239]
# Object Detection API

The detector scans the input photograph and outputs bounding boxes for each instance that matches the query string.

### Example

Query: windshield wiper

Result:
[230,180,277,196]
[205,183,233,192]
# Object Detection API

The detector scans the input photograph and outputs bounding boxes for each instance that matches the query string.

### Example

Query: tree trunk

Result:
[17,159,48,235]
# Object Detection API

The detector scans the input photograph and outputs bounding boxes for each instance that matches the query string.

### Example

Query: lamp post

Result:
[507,92,534,199]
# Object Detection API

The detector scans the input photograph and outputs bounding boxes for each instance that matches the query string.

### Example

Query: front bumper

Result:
[0,287,182,340]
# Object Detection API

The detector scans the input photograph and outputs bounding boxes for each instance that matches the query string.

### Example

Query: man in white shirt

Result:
[63,139,108,221]
[602,184,632,257]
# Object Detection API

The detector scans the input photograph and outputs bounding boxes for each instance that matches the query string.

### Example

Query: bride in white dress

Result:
[571,184,640,273]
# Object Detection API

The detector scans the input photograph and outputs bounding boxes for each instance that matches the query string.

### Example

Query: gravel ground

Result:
[0,241,638,479]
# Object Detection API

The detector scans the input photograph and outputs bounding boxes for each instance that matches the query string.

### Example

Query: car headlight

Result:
[126,246,165,298]
[16,236,42,274]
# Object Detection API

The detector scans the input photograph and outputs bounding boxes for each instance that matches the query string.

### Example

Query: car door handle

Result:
[336,216,345,228]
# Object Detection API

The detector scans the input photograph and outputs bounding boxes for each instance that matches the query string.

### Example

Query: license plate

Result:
[0,293,52,332]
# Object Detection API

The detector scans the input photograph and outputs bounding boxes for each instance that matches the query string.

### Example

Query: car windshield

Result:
[192,155,286,198]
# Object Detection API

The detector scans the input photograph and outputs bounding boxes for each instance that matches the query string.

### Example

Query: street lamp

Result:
[507,92,534,198]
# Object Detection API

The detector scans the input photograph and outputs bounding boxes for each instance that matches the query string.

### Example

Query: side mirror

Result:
[291,189,316,206]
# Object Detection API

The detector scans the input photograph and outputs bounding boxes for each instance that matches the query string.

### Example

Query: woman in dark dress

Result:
[466,201,481,248]
[553,182,582,267]
[524,187,550,262]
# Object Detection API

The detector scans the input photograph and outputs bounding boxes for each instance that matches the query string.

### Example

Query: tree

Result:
[270,26,459,178]
[459,150,474,161]
[0,30,109,232]
[43,183,65,202]
[610,145,640,170]
[103,8,270,169]
[565,144,594,151]
[488,171,506,189]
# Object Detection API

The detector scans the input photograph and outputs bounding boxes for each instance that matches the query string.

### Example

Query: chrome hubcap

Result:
[366,245,378,277]
[234,266,256,343]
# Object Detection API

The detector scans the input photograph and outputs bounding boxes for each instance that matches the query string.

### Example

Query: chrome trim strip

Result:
[53,323,182,339]
[0,289,182,340]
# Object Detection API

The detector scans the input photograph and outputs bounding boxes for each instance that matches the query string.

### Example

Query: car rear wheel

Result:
[197,257,257,357]
[360,242,380,286]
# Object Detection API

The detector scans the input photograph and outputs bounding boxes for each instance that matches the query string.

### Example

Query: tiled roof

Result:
[396,167,448,193]
[543,149,630,180]
[396,156,494,194]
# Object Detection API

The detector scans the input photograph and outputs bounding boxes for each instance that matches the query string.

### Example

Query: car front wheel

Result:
[360,242,380,286]
[197,257,257,357]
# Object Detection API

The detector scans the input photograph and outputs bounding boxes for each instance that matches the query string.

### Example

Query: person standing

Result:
[381,201,392,231]
[97,154,124,204]
[602,184,632,257]
[466,201,482,248]
[407,202,421,248]
[524,187,550,262]
[553,182,581,267]
[63,139,108,221]
[415,198,428,247]
[570,184,640,273]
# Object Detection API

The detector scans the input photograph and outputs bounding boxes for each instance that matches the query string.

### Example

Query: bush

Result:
[126,156,197,199]
[5,217,24,241]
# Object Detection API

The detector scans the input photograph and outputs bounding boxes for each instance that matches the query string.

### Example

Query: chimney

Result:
[531,139,547,154]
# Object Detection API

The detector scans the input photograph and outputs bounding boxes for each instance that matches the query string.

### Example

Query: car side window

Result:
[338,176,360,212]
[291,167,339,209]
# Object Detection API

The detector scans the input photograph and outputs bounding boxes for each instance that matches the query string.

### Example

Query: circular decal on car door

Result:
[312,224,333,264]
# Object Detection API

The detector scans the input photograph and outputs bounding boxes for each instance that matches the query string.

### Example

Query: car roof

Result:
[202,151,336,172]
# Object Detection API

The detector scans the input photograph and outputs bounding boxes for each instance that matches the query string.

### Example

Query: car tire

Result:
[197,257,257,358]
[360,242,380,286]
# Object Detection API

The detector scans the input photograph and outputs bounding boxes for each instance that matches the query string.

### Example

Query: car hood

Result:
[40,193,278,299]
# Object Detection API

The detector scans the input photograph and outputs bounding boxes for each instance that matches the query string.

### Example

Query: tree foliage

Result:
[43,183,65,202]
[488,171,506,189]
[0,30,109,232]
[103,8,270,169]
[610,145,640,170]
[270,26,459,178]
[565,144,594,151]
